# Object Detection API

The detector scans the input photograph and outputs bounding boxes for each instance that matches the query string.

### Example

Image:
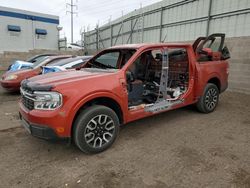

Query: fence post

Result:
[122,11,124,44]
[206,0,213,36]
[130,19,133,44]
[96,24,99,51]
[159,7,163,42]
[110,25,113,47]
[83,30,87,54]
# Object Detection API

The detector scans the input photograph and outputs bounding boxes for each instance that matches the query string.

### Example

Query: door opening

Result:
[127,48,189,113]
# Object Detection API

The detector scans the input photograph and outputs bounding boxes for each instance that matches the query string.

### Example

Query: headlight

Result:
[5,74,18,80]
[33,91,62,110]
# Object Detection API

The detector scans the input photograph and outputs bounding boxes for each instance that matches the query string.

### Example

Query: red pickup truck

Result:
[19,33,230,153]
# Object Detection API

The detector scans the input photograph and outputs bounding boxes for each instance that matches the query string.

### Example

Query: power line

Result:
[62,0,161,41]
[77,0,160,18]
[78,0,160,11]
[77,0,161,31]
[78,4,138,17]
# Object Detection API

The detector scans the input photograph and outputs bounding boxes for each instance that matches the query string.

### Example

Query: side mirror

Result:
[126,71,135,83]
[200,48,213,57]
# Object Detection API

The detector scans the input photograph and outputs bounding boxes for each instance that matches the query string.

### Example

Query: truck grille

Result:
[21,95,34,110]
[20,88,35,110]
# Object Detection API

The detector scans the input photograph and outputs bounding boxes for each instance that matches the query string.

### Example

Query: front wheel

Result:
[73,105,120,153]
[196,83,219,113]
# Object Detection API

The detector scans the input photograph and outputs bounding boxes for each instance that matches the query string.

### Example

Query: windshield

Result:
[26,55,38,62]
[27,55,50,63]
[86,49,136,70]
[51,58,76,66]
[50,57,83,67]
[32,56,50,69]
[10,62,21,71]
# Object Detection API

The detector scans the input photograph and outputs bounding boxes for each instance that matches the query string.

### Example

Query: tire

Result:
[73,105,120,154]
[196,83,219,113]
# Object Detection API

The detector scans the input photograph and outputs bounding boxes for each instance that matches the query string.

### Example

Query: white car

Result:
[67,43,83,50]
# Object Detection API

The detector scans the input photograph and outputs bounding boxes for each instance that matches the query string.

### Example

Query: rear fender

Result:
[196,72,221,97]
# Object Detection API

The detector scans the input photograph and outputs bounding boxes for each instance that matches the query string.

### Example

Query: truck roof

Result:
[108,43,192,50]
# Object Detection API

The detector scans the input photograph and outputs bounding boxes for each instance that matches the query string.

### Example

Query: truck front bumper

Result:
[19,113,60,140]
[19,101,71,140]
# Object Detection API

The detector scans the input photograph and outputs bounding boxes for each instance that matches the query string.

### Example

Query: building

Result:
[83,0,250,94]
[0,6,59,53]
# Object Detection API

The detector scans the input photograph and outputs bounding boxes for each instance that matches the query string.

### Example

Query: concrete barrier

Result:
[226,37,250,94]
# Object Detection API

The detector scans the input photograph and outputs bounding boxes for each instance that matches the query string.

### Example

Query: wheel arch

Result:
[70,95,124,138]
[207,77,221,92]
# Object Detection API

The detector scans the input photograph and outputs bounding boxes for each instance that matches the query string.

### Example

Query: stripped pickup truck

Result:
[19,33,230,153]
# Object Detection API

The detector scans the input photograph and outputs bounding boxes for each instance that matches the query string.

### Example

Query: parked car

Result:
[42,56,92,74]
[1,55,72,91]
[8,54,56,71]
[67,43,83,50]
[19,33,230,153]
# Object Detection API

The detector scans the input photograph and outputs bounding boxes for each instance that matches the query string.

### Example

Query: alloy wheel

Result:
[84,114,115,148]
[205,88,218,111]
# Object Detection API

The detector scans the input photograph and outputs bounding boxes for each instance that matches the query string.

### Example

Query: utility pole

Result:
[66,0,78,43]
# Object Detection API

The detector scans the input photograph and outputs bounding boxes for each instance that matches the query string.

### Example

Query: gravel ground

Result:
[0,86,250,188]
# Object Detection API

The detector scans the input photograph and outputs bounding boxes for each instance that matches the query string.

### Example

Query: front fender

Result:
[68,90,127,132]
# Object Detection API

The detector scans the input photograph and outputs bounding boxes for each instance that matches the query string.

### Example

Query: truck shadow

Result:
[40,106,199,154]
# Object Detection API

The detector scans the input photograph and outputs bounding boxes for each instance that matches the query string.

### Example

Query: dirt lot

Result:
[0,85,250,188]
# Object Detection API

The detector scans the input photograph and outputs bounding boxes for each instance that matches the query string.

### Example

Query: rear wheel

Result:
[73,105,119,153]
[196,83,219,113]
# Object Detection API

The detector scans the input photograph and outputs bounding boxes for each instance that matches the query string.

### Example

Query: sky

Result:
[0,0,162,43]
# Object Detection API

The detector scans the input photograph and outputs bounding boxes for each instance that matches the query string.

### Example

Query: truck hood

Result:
[27,68,117,88]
